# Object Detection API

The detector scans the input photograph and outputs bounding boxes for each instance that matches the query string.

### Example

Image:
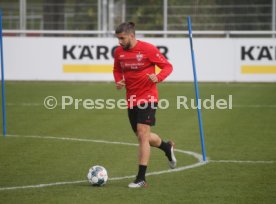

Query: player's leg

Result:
[148,132,161,147]
[128,107,148,188]
[128,103,176,188]
[128,125,150,188]
[136,123,151,166]
[129,123,151,187]
[149,132,177,169]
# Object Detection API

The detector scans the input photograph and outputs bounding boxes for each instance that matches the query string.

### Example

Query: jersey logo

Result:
[136,52,143,62]
[120,62,125,68]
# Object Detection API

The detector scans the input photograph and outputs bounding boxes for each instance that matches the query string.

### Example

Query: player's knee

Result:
[136,126,149,143]
[137,135,149,144]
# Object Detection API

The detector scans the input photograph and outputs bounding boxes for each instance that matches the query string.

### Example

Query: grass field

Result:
[0,81,275,204]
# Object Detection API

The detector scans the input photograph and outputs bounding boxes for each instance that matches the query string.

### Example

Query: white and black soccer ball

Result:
[87,165,108,186]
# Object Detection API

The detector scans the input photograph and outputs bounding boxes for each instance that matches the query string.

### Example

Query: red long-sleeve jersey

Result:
[113,40,173,108]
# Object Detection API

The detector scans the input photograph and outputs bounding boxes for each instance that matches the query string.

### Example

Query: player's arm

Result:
[148,46,173,83]
[113,50,125,90]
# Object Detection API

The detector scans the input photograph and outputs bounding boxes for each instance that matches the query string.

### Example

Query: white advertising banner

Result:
[236,39,276,81]
[3,37,276,82]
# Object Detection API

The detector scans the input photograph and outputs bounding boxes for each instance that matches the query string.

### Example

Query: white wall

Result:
[3,37,276,82]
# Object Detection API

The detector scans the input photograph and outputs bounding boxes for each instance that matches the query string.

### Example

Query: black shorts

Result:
[128,102,158,133]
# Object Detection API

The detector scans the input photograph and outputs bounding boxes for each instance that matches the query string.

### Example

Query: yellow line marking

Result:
[241,65,276,74]
[63,64,113,73]
[63,64,162,74]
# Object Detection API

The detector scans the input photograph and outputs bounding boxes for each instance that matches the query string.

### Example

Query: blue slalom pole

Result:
[187,16,206,161]
[0,9,7,137]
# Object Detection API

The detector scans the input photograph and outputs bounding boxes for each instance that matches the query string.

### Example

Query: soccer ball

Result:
[87,165,108,186]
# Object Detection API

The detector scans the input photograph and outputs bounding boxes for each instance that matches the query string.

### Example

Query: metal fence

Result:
[0,0,276,37]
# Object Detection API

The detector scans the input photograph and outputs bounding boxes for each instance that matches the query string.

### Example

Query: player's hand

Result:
[147,74,158,83]
[116,79,125,90]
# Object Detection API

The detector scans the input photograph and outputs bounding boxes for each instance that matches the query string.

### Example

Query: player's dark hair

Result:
[115,22,135,35]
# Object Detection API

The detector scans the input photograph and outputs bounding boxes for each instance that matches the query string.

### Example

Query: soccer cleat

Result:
[168,141,177,169]
[128,179,148,188]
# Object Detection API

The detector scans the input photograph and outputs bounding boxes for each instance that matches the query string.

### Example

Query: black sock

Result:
[136,165,147,181]
[158,140,169,152]
[158,141,172,161]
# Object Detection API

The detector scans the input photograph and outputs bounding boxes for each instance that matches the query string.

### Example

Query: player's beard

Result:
[122,41,131,50]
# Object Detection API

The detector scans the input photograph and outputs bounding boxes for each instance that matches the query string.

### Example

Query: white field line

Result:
[232,105,276,108]
[0,134,206,191]
[8,135,139,147]
[0,162,208,191]
[209,160,274,164]
[0,180,87,191]
[1,135,274,191]
[6,103,62,107]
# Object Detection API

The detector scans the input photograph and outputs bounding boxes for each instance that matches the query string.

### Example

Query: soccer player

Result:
[113,22,177,188]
